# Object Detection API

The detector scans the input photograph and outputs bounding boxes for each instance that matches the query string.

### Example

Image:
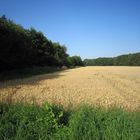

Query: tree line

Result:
[0,15,83,72]
[84,52,140,66]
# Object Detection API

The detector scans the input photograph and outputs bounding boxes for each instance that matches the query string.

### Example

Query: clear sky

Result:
[0,0,140,59]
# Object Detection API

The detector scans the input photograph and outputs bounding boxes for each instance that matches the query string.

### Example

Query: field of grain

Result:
[0,66,140,110]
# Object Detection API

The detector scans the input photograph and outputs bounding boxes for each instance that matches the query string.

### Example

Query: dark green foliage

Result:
[84,52,140,66]
[66,56,84,67]
[0,15,83,72]
[0,103,140,140]
[0,102,67,140]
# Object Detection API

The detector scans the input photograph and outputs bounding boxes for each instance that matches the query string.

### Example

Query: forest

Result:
[0,15,140,73]
[0,15,83,72]
[84,52,140,66]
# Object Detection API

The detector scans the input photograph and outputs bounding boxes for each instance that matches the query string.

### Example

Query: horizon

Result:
[84,52,140,60]
[0,0,140,59]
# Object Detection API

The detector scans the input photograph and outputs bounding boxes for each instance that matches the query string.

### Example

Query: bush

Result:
[0,102,66,140]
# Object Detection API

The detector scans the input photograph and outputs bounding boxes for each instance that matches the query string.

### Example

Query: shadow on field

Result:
[0,67,61,81]
[0,67,70,88]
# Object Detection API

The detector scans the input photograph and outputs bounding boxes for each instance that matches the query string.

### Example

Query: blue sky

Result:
[0,0,140,59]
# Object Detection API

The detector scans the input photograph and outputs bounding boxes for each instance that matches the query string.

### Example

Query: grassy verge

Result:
[0,66,60,81]
[0,102,140,140]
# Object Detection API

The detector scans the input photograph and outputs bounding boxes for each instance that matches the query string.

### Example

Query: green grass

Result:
[0,102,140,140]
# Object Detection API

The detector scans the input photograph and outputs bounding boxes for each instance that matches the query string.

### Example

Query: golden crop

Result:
[0,66,140,111]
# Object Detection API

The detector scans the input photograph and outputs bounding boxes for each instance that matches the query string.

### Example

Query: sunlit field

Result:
[0,66,140,111]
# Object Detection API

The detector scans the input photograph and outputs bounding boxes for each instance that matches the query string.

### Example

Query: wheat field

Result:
[0,66,140,110]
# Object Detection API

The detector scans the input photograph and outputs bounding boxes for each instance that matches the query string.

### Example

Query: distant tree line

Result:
[84,53,140,66]
[0,15,83,72]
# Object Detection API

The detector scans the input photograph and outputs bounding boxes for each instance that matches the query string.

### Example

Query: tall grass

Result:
[0,102,140,140]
